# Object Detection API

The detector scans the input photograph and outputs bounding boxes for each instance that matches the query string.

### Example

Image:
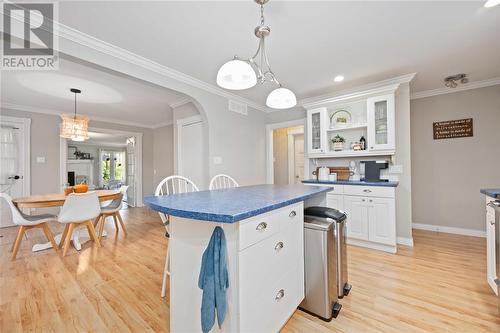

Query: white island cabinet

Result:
[485,196,498,295]
[144,184,331,333]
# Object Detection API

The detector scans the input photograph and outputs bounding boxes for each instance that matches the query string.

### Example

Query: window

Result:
[100,150,126,186]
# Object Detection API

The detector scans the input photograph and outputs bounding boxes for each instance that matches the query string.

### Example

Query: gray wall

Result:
[153,124,174,186]
[410,85,500,231]
[0,108,156,200]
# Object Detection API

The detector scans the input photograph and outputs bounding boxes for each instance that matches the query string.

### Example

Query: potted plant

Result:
[332,134,345,151]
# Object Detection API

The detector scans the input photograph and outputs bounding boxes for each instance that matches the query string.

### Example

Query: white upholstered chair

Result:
[96,185,129,240]
[57,192,101,256]
[0,193,58,260]
[209,174,239,190]
[155,175,199,297]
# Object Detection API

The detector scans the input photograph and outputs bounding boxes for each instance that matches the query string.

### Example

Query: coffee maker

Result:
[360,161,389,182]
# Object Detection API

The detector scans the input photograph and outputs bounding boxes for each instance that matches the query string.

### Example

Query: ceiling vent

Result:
[228,100,248,116]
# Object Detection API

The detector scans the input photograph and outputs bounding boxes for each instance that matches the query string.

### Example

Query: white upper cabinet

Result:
[367,94,395,152]
[307,107,327,154]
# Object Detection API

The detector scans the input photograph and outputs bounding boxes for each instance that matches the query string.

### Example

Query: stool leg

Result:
[112,214,119,235]
[98,215,106,241]
[59,224,70,249]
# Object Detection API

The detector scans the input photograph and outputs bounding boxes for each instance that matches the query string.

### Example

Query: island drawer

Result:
[344,185,395,198]
[240,266,303,333]
[239,202,303,251]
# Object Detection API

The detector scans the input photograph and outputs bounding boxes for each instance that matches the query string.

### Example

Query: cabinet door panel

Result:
[343,195,368,240]
[367,94,395,151]
[367,197,396,245]
[307,108,327,154]
[327,193,344,212]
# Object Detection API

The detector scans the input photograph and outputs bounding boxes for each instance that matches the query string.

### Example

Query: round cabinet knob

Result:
[369,199,373,203]
[275,289,285,301]
[256,222,267,231]
[363,189,372,193]
[362,199,366,202]
[274,241,284,251]
[289,210,297,218]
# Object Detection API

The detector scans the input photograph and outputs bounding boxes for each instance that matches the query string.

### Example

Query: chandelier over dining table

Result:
[216,0,297,110]
[59,88,89,142]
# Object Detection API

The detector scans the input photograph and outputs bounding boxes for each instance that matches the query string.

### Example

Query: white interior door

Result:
[0,118,29,228]
[126,138,136,207]
[293,134,304,184]
[179,120,205,189]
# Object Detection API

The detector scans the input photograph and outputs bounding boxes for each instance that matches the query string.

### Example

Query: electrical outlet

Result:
[36,156,46,163]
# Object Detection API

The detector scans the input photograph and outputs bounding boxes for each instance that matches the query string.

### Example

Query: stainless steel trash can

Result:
[299,214,341,321]
[304,206,352,300]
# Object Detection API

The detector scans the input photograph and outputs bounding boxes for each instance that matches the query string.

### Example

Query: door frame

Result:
[59,127,143,206]
[287,129,305,185]
[265,118,308,184]
[0,115,31,197]
[176,115,203,177]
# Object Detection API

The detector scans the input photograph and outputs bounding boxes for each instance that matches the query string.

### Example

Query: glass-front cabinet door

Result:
[367,94,395,151]
[307,107,327,154]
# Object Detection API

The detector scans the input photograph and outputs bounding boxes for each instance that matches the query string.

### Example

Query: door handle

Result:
[256,222,267,231]
[7,175,21,180]
[275,289,285,300]
[289,210,297,218]
[274,241,284,251]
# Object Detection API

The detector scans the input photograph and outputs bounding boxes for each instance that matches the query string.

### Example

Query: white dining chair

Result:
[209,174,239,190]
[0,193,58,260]
[57,192,102,256]
[155,175,199,298]
[95,185,129,240]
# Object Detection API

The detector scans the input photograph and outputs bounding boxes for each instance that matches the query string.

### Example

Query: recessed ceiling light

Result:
[334,75,344,82]
[485,0,500,8]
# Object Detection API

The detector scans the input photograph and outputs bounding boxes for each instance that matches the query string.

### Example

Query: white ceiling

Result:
[55,1,500,106]
[1,55,187,127]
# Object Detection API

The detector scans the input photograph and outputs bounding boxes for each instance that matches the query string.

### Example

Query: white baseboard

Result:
[412,223,486,238]
[346,238,397,254]
[397,237,414,247]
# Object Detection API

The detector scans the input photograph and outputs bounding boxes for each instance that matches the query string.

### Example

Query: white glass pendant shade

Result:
[216,59,257,90]
[266,87,297,109]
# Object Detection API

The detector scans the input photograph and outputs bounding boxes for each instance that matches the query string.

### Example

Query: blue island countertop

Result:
[480,188,500,199]
[302,179,399,187]
[144,184,332,223]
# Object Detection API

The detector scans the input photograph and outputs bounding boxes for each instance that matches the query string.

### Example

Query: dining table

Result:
[13,189,121,252]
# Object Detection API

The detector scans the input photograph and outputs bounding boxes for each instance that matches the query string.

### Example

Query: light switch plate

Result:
[36,156,46,163]
[213,156,222,165]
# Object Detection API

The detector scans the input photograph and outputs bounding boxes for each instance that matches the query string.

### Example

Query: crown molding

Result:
[2,4,270,112]
[410,77,500,100]
[55,24,270,113]
[1,102,164,129]
[151,120,174,129]
[169,98,192,109]
[300,73,416,109]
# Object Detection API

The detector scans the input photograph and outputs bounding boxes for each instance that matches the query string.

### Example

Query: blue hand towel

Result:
[198,226,229,333]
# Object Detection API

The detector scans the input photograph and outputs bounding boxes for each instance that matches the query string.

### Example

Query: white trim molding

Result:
[0,115,31,198]
[300,73,416,109]
[265,118,307,184]
[411,77,500,100]
[412,223,486,238]
[397,237,414,247]
[1,6,271,113]
[2,102,169,129]
[169,98,192,109]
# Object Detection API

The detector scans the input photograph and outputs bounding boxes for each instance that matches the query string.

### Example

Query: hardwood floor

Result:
[1,207,498,332]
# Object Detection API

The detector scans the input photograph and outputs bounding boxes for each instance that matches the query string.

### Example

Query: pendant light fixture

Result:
[216,0,297,109]
[60,88,89,142]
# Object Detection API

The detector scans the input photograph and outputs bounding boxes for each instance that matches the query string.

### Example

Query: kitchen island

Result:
[481,188,499,294]
[144,184,331,333]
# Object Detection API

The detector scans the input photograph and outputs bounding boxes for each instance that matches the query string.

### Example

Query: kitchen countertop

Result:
[302,179,399,187]
[480,188,500,199]
[144,184,332,223]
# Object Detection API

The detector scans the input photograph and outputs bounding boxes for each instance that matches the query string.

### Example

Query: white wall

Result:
[153,124,174,187]
[0,108,156,200]
[411,85,500,232]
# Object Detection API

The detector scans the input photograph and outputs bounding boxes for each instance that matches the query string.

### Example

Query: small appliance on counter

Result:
[360,160,389,182]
